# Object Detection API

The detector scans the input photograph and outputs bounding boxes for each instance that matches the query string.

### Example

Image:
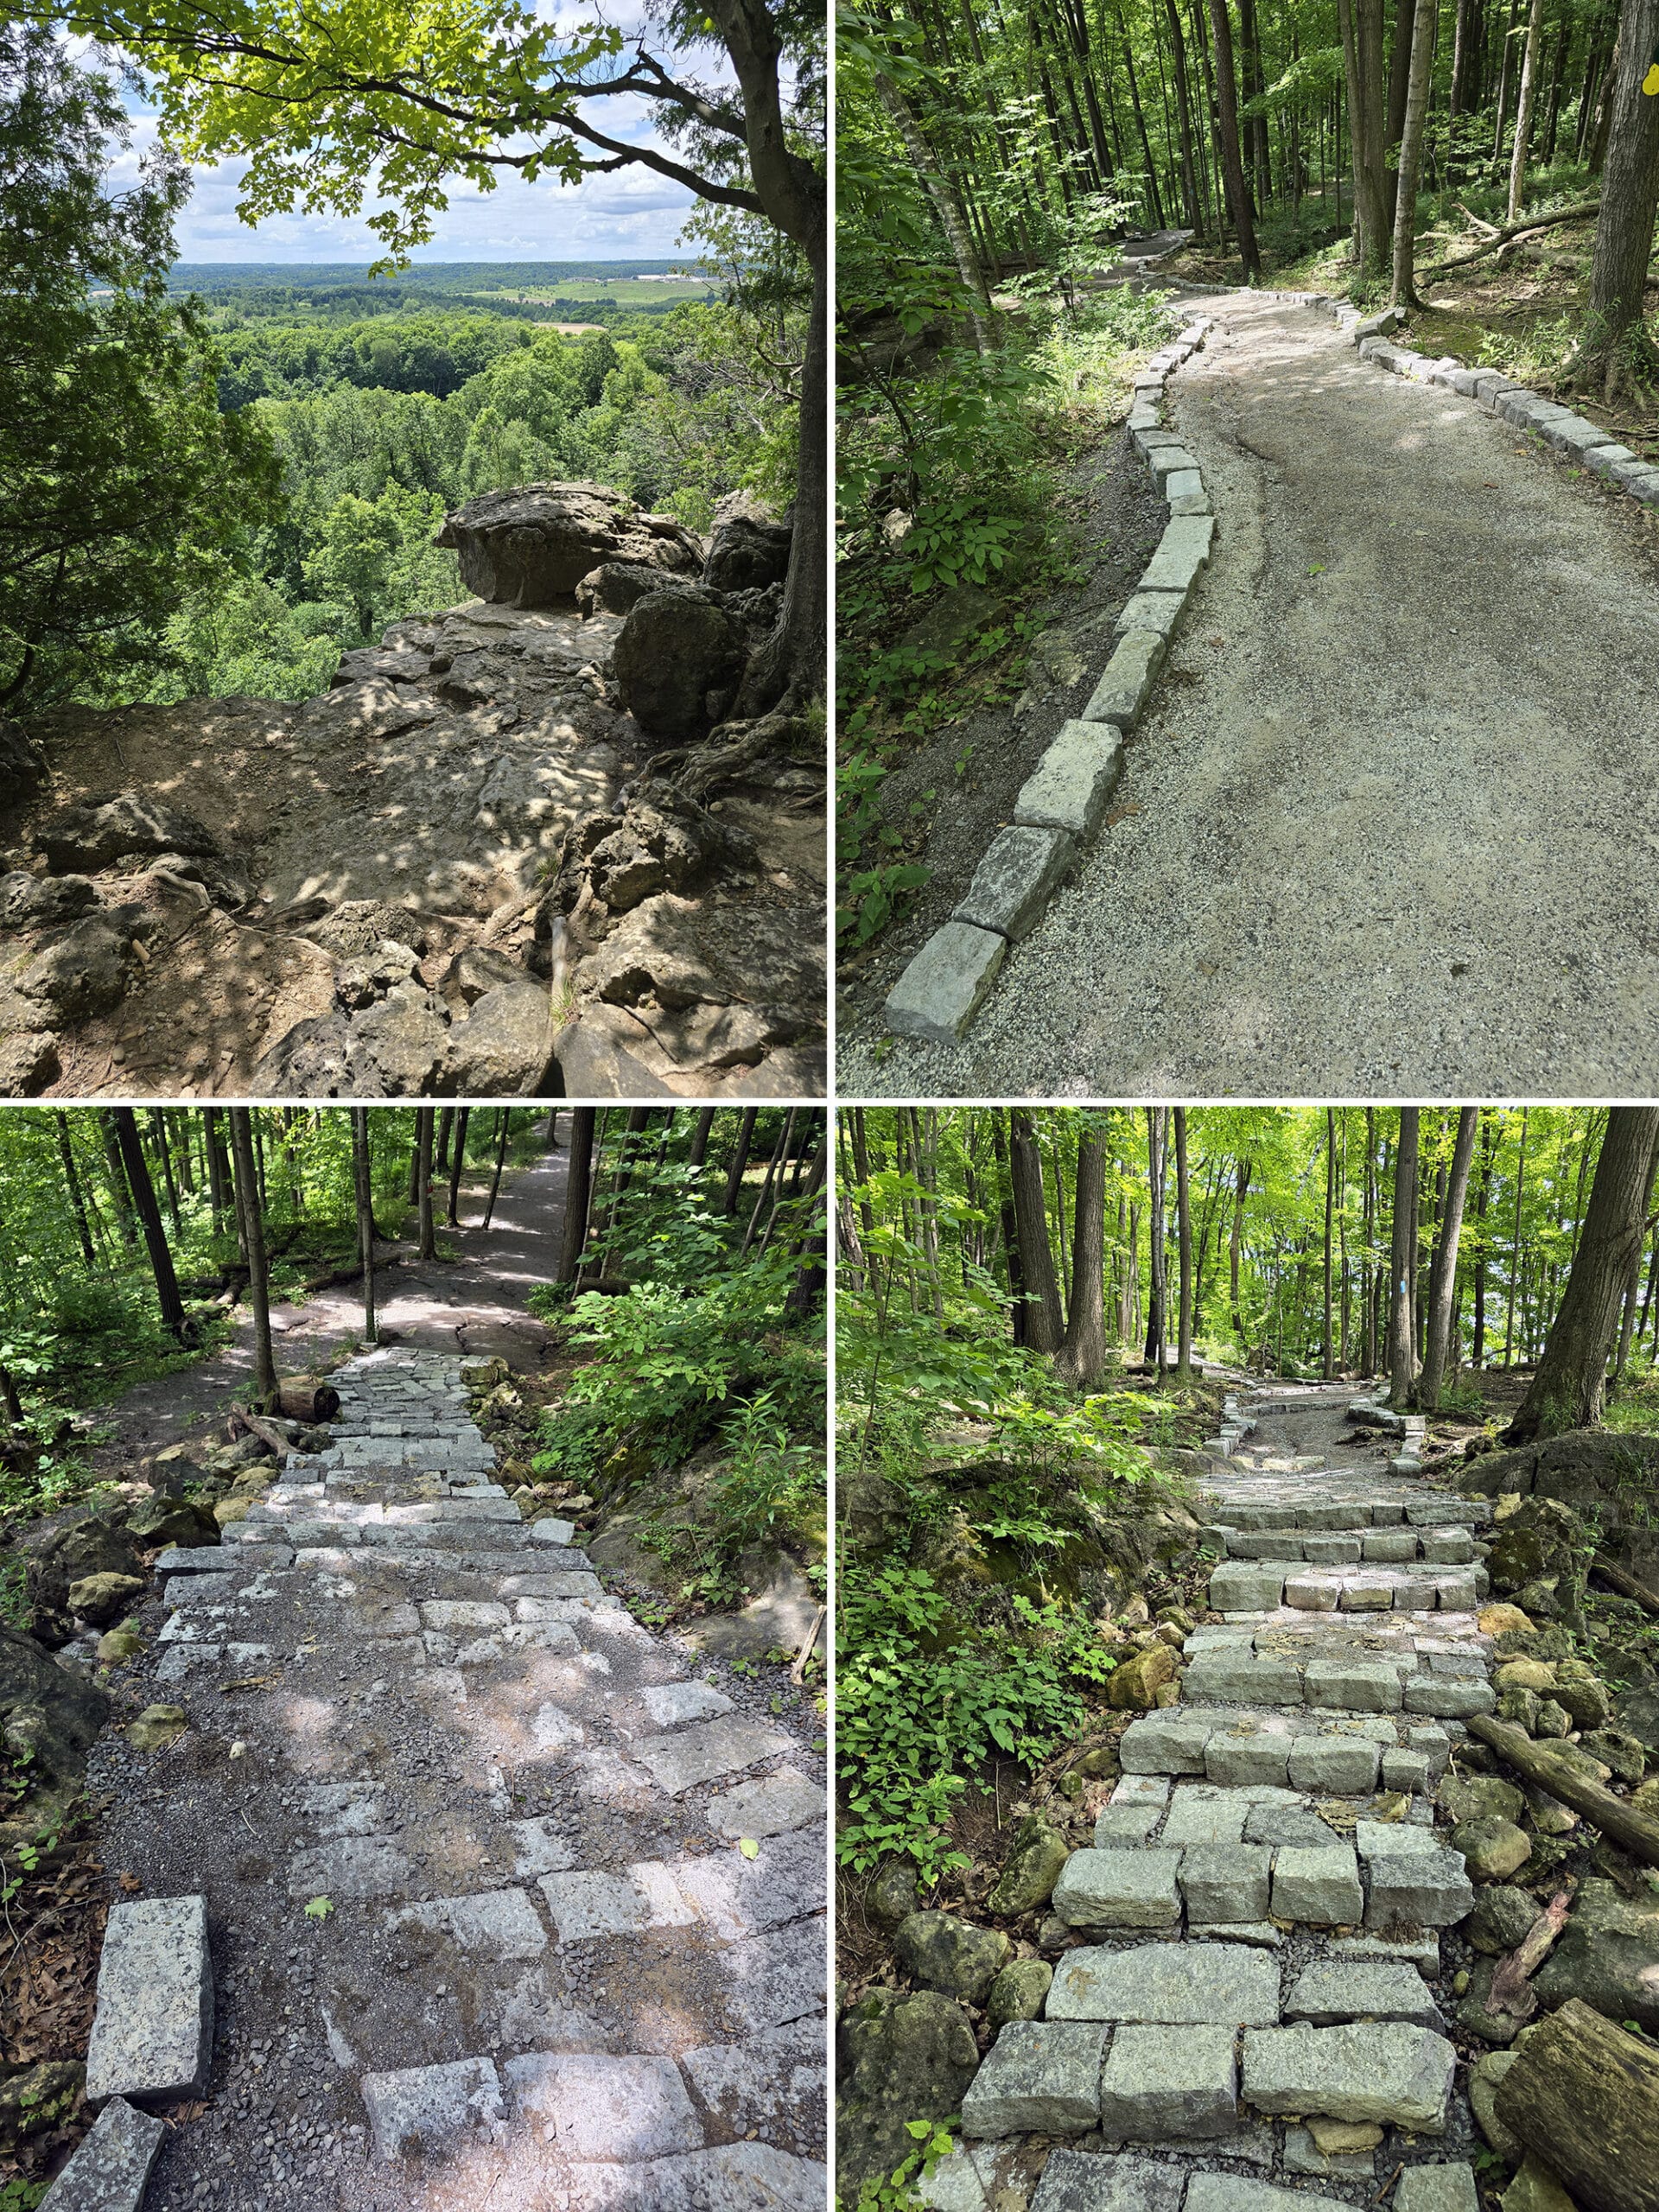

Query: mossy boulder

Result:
[1532,1878,1659,2031]
[893,1910,1011,2002]
[1549,1662,1611,1732]
[65,1571,144,1626]
[988,1959,1053,2027]
[1487,1498,1584,1598]
[1440,1774,1525,1827]
[836,1987,980,2192]
[124,1495,218,1548]
[1452,1815,1533,1882]
[126,1704,187,1751]
[1468,1885,1544,1957]
[987,1816,1070,1916]
[1107,1642,1177,1711]
[866,1858,920,1934]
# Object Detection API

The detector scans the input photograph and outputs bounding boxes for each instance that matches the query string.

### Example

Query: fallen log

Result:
[1493,1998,1659,2212]
[1421,197,1601,277]
[1465,1713,1659,1866]
[276,1376,340,1423]
[1590,1554,1659,1618]
[1485,1889,1571,2018]
[228,1408,293,1458]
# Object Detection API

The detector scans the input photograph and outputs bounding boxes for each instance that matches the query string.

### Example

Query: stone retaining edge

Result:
[882,312,1223,1047]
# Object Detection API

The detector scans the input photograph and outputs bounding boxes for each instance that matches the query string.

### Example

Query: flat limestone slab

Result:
[503,2051,703,2161]
[1046,1939,1280,2024]
[37,2097,165,2211]
[631,1713,794,1796]
[886,923,1006,1044]
[85,1895,213,2107]
[360,2055,505,2159]
[1241,2020,1456,2131]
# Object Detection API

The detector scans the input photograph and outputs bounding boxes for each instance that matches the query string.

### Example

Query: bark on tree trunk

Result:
[688,1109,717,1170]
[55,1111,95,1268]
[1057,1126,1109,1389]
[1392,0,1441,302]
[1207,0,1264,275]
[1146,1107,1168,1372]
[480,1109,512,1233]
[1491,2000,1659,2212]
[1507,1108,1659,1440]
[723,1108,758,1217]
[416,1108,436,1262]
[1340,0,1395,272]
[446,1105,469,1229]
[1011,1109,1065,1353]
[1509,0,1549,215]
[1324,1108,1337,1378]
[1418,1106,1479,1408]
[1576,0,1659,389]
[1387,1108,1421,1407]
[229,1108,276,1407]
[1175,1108,1194,1382]
[558,1108,597,1284]
[111,1107,188,1343]
[874,70,996,352]
[353,1107,377,1344]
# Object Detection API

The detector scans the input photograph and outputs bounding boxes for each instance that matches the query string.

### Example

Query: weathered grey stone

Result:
[679,2018,823,2146]
[1115,590,1189,642]
[1538,416,1620,461]
[1288,1736,1382,1793]
[885,923,1007,1044]
[631,1713,792,1794]
[1051,1848,1182,1929]
[1532,1877,1659,2029]
[1049,1938,1279,2024]
[1271,1847,1363,1925]
[504,2051,702,2160]
[287,1836,414,1900]
[954,826,1075,942]
[1205,1730,1292,1788]
[387,1890,548,1961]
[705,1768,823,1840]
[639,1681,733,1730]
[1119,1713,1213,1773]
[1382,1750,1433,1794]
[1079,632,1167,734]
[1188,2181,1349,2212]
[838,1986,979,2192]
[569,2145,825,2210]
[893,1912,1011,2002]
[1030,2151,1187,2212]
[987,1959,1053,2029]
[537,1867,689,1942]
[36,2095,166,2212]
[1304,1661,1403,1713]
[959,2020,1108,2137]
[1281,2123,1378,2179]
[988,1815,1071,1915]
[1396,2164,1479,2212]
[1095,1801,1163,1842]
[85,1896,213,2107]
[1180,1847,1274,1926]
[1285,1961,1445,2029]
[1014,722,1125,841]
[1098,2023,1237,2138]
[1242,2021,1456,2131]
[360,2056,506,2159]
[1160,1788,1251,1846]
[1364,1847,1475,1930]
[1149,446,1199,489]
[1166,471,1211,517]
[1205,1562,1288,1613]
[1139,514,1216,594]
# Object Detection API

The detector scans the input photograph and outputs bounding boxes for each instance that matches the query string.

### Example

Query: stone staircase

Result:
[123,1345,826,2209]
[923,1384,1496,2212]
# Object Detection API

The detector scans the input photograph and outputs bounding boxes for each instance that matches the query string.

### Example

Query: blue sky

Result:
[105,3,706,263]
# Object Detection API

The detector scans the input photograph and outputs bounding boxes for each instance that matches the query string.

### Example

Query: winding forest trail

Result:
[76,1154,828,2211]
[844,292,1659,1098]
[925,1385,1494,2212]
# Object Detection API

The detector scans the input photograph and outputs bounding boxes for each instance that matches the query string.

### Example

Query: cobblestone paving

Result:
[95,1345,827,2210]
[923,1385,1495,2212]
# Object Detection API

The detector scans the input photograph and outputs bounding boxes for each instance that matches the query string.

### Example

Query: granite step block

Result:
[84,1895,213,2107]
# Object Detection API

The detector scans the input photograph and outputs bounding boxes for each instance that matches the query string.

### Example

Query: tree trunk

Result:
[1174,1109,1194,1382]
[1575,0,1659,390]
[435,1105,454,1180]
[1057,1125,1109,1389]
[558,1108,597,1283]
[1164,0,1206,228]
[688,1108,717,1170]
[993,1111,1027,1345]
[1614,1126,1659,1389]
[101,1112,137,1248]
[1418,1106,1479,1408]
[1492,2000,1659,2212]
[1387,1108,1421,1407]
[416,1108,436,1262]
[1230,1154,1252,1344]
[1340,0,1395,272]
[111,1107,188,1343]
[1207,0,1263,276]
[723,1108,758,1217]
[480,1109,512,1233]
[446,1105,470,1229]
[228,1108,276,1406]
[1145,1107,1168,1372]
[1324,1108,1337,1378]
[1508,0,1548,215]
[1508,1109,1659,1440]
[55,1111,96,1268]
[1392,0,1441,303]
[353,1106,377,1344]
[149,1110,181,1235]
[1011,1109,1065,1353]
[874,70,995,352]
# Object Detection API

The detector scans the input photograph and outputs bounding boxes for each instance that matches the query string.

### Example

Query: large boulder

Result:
[0,718,48,804]
[1531,1878,1659,2031]
[0,1028,59,1097]
[837,1988,979,2193]
[435,483,700,606]
[575,561,700,619]
[0,1623,110,1816]
[986,1815,1070,1915]
[0,872,96,930]
[15,914,132,1022]
[440,979,556,1096]
[1487,1497,1585,1598]
[124,1496,217,1549]
[26,1515,144,1636]
[704,510,791,594]
[612,589,746,739]
[254,981,451,1098]
[893,1910,1010,2002]
[35,791,220,873]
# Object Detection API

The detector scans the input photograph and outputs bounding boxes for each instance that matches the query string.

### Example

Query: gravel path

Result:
[922,1388,1498,2212]
[77,1157,828,2211]
[837,292,1659,1097]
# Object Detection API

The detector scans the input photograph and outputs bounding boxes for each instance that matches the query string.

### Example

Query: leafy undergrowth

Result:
[836,283,1174,953]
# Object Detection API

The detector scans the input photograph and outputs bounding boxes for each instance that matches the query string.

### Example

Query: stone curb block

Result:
[881,304,1217,1044]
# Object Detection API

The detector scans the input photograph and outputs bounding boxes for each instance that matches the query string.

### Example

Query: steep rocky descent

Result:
[0,483,824,1100]
[79,1344,827,2211]
[903,1386,1515,2212]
